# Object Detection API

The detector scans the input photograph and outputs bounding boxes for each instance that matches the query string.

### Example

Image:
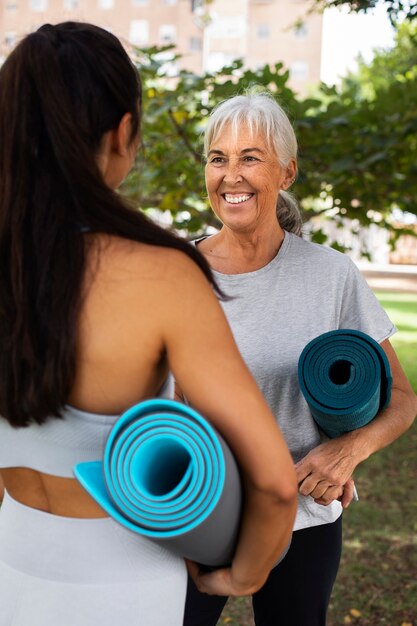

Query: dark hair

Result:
[0,22,218,426]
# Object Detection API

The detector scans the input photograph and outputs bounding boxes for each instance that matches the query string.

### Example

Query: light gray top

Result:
[195,232,396,530]
[0,375,174,478]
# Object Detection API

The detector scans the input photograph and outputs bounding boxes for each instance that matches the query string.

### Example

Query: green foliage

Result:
[297,20,417,234]
[123,25,417,245]
[342,20,417,98]
[310,0,417,23]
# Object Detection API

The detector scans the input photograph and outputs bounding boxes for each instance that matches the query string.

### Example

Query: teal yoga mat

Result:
[298,329,392,438]
[74,399,242,567]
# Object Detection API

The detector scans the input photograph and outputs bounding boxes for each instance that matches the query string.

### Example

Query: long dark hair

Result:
[0,22,218,427]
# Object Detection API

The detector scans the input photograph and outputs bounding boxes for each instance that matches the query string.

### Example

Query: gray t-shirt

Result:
[196,231,396,530]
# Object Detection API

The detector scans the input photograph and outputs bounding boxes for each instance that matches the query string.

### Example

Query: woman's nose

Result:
[223,163,243,184]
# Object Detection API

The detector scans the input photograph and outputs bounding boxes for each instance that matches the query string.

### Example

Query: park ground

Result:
[223,290,417,626]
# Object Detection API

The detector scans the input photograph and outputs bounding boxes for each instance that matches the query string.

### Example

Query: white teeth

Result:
[225,194,252,204]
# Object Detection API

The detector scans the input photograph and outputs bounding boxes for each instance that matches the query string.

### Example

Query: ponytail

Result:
[277,191,303,236]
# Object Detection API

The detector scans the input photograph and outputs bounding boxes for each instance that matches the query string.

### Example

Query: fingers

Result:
[298,474,344,506]
[185,561,232,596]
[298,475,341,499]
[313,485,343,506]
[294,457,309,483]
[340,478,355,509]
[310,479,356,507]
[185,563,258,597]
[300,480,329,499]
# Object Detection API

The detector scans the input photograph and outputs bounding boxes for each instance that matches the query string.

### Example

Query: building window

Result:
[129,20,149,45]
[159,24,177,45]
[257,23,270,39]
[189,36,202,51]
[63,0,79,8]
[4,32,17,48]
[210,15,246,39]
[132,0,148,5]
[162,0,177,4]
[98,0,114,9]
[6,1,19,10]
[290,61,309,81]
[191,0,204,11]
[30,0,48,10]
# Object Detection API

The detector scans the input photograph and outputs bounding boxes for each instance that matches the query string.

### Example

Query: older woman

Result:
[183,91,417,626]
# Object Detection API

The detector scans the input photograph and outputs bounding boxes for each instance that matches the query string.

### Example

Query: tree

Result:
[342,19,417,97]
[190,0,417,23]
[295,20,417,245]
[123,24,417,250]
[310,0,416,23]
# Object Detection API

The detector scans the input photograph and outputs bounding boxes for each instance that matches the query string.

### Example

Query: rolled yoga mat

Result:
[298,329,392,438]
[74,398,242,567]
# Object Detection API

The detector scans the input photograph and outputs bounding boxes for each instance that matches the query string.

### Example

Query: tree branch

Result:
[168,108,205,165]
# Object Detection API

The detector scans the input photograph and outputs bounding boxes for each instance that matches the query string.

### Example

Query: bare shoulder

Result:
[88,234,211,296]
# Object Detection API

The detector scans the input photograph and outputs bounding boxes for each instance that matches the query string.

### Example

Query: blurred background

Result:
[1,1,416,624]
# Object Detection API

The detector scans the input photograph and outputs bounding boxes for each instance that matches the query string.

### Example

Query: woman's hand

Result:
[186,560,265,597]
[296,339,417,508]
[295,435,360,505]
[338,477,356,508]
[312,476,356,508]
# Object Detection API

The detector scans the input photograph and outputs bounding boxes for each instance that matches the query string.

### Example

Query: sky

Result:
[320,4,396,85]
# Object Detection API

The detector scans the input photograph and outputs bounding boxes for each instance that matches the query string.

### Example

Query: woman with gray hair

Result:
[182,91,416,626]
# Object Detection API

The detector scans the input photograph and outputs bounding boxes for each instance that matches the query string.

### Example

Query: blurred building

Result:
[0,0,323,94]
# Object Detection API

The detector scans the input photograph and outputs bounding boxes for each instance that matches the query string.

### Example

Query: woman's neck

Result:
[199,225,285,275]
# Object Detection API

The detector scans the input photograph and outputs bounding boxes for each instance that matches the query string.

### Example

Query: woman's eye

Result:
[210,157,225,164]
[243,156,258,162]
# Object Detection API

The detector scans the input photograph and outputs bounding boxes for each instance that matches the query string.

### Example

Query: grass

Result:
[223,291,417,626]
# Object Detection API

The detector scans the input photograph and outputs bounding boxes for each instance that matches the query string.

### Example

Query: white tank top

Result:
[0,375,174,478]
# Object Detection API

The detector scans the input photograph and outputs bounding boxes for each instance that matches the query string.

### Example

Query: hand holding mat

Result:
[74,399,242,567]
[298,329,392,438]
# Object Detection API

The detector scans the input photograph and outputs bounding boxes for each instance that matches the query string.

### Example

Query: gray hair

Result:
[277,191,303,237]
[203,90,298,167]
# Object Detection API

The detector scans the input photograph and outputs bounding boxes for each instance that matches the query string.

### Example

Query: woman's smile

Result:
[223,193,255,205]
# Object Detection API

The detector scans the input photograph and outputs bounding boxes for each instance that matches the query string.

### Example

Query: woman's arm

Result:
[155,250,298,596]
[295,339,417,506]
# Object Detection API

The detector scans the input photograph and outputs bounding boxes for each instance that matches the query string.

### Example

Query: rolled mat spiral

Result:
[74,399,242,567]
[298,329,392,438]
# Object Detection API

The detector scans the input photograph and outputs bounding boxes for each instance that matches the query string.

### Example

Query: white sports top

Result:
[0,374,174,478]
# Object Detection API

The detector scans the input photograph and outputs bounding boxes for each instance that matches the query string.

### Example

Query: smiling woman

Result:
[205,125,296,244]
[181,89,417,626]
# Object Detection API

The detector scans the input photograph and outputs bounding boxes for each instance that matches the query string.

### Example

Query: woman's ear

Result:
[99,113,138,190]
[282,159,297,190]
[111,112,134,157]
